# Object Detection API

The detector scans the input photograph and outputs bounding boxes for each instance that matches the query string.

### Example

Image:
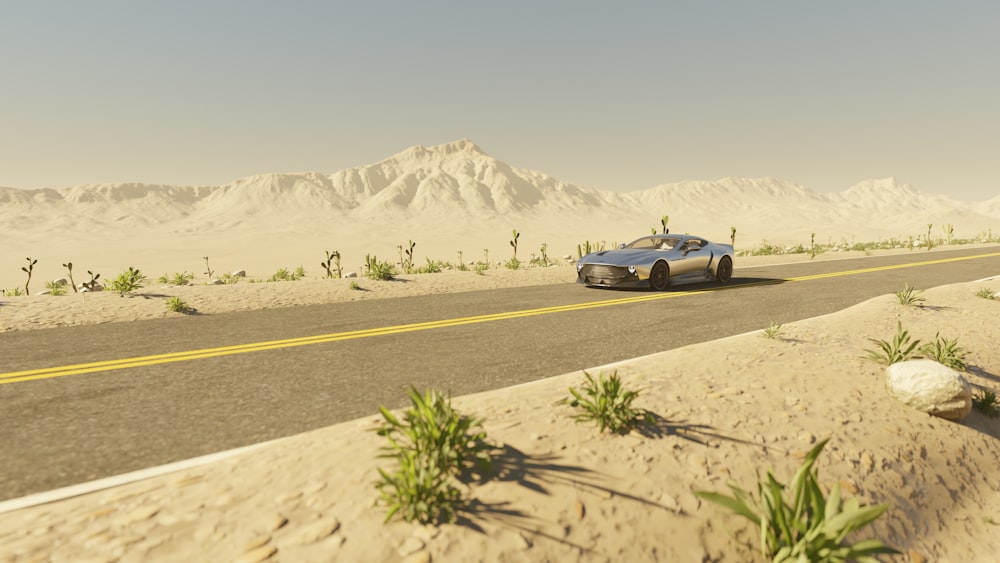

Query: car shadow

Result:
[581,276,786,293]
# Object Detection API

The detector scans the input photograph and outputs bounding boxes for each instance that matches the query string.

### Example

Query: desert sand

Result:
[1,141,999,561]
[0,248,998,562]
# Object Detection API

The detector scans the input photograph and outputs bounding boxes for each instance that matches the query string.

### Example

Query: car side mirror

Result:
[618,243,627,249]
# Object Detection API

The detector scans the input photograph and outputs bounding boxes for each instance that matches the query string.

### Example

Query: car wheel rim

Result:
[718,258,732,282]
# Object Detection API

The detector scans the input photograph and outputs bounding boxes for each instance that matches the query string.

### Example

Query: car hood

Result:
[580,248,667,264]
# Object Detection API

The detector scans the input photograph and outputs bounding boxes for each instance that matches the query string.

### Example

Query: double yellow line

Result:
[2,251,997,385]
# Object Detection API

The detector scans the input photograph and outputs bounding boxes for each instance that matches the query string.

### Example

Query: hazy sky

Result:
[2,1,997,200]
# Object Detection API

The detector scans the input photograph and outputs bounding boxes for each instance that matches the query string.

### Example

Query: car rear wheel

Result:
[649,261,669,291]
[716,256,733,283]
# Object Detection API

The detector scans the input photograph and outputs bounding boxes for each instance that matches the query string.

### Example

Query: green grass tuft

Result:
[567,371,647,434]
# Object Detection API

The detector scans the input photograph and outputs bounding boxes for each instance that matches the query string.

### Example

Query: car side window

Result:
[629,237,657,249]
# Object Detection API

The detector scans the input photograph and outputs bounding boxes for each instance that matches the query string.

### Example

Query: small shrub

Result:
[62,262,78,293]
[365,254,396,281]
[696,439,898,562]
[219,272,241,285]
[202,256,215,280]
[45,280,67,296]
[2,287,25,297]
[474,262,488,275]
[509,229,520,263]
[349,280,361,290]
[268,267,303,282]
[321,250,342,279]
[166,296,191,314]
[762,321,783,339]
[505,256,521,270]
[894,283,926,307]
[972,389,999,418]
[864,321,922,365]
[567,371,646,434]
[920,332,967,371]
[456,251,468,271]
[106,267,146,296]
[416,258,443,274]
[374,387,493,524]
[21,257,37,295]
[158,271,194,286]
[398,240,417,273]
[976,287,997,300]
[82,270,102,292]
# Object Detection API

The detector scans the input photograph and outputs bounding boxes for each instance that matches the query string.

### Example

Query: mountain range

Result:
[1,139,997,287]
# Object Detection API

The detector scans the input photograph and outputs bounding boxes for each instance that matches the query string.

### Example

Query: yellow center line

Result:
[2,251,997,385]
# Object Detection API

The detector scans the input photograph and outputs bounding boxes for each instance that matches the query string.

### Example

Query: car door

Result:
[673,239,711,277]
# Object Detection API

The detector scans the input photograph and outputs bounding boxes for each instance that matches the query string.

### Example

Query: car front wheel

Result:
[649,261,669,291]
[716,256,733,283]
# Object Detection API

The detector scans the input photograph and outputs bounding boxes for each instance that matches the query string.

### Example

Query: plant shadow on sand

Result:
[453,413,772,557]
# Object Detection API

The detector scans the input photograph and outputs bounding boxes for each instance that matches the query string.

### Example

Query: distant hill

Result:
[1,139,997,288]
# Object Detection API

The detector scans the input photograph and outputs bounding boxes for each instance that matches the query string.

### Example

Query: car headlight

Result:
[627,265,636,274]
[576,262,584,272]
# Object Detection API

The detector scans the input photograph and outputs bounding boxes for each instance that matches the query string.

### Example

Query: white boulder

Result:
[886,359,972,420]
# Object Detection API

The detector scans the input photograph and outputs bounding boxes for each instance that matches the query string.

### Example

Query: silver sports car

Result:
[576,234,734,290]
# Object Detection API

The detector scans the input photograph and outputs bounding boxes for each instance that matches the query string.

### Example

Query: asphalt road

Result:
[1,247,998,501]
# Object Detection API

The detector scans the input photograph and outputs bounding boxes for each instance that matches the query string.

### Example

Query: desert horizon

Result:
[2,139,998,292]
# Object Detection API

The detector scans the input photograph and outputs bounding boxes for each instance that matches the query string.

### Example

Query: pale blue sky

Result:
[2,1,997,200]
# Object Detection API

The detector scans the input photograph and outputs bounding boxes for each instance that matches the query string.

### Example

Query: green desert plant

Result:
[538,242,550,266]
[865,321,922,365]
[920,332,967,371]
[651,227,657,235]
[2,287,26,296]
[374,387,493,524]
[730,226,736,248]
[762,321,783,339]
[106,267,146,296]
[661,215,670,234]
[482,248,490,268]
[509,229,520,262]
[894,284,926,307]
[695,439,898,562]
[416,258,444,274]
[567,371,646,434]
[166,296,191,314]
[268,267,304,282]
[976,287,997,300]
[202,256,215,280]
[219,272,241,285]
[62,262,78,293]
[576,240,606,259]
[158,271,194,286]
[83,270,101,292]
[349,280,361,290]
[44,280,67,296]
[810,232,818,260]
[456,251,468,271]
[397,240,417,273]
[474,262,488,275]
[21,257,37,295]
[321,250,342,279]
[925,223,934,251]
[972,389,1000,418]
[365,254,396,281]
[943,223,954,245]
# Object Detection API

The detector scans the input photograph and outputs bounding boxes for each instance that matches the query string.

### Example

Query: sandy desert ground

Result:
[1,247,999,562]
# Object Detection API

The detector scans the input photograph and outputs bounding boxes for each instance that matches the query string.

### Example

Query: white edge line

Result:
[3,269,996,514]
[0,437,285,515]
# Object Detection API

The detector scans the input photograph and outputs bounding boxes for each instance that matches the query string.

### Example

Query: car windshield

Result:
[625,236,681,250]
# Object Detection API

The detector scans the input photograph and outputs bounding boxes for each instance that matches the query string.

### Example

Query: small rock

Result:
[659,493,681,513]
[243,535,271,551]
[575,500,586,520]
[798,432,816,445]
[344,272,358,278]
[402,552,431,563]
[398,536,425,556]
[231,270,247,278]
[283,517,340,546]
[52,278,68,286]
[886,359,972,420]
[210,279,225,285]
[269,515,289,532]
[235,545,277,563]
